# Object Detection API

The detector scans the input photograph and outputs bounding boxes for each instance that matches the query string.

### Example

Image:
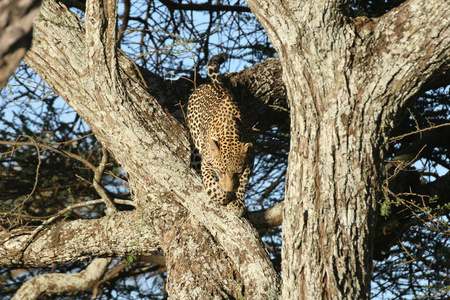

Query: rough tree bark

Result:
[11,258,112,300]
[245,0,449,298]
[0,0,41,89]
[13,0,280,298]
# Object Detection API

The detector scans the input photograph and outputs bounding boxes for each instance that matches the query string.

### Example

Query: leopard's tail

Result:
[207,53,228,84]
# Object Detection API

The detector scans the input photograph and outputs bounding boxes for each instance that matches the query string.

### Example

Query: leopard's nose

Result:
[220,173,240,192]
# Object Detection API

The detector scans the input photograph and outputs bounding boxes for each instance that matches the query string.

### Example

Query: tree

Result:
[0,0,41,89]
[0,0,449,299]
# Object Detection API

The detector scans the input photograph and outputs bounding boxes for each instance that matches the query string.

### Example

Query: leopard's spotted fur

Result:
[187,54,253,216]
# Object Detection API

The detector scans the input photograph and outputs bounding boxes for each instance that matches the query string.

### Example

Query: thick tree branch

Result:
[0,0,41,89]
[12,258,112,300]
[0,209,166,267]
[0,202,281,267]
[357,0,450,107]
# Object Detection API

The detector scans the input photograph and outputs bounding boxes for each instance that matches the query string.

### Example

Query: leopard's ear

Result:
[242,142,253,155]
[209,138,221,159]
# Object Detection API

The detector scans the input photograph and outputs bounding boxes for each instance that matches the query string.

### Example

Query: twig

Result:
[53,133,94,146]
[384,145,427,175]
[21,136,42,208]
[0,139,96,171]
[93,148,117,215]
[389,123,450,143]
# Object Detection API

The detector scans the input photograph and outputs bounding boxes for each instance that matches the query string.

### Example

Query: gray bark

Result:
[0,0,41,89]
[245,0,449,298]
[12,258,111,300]
[0,209,165,267]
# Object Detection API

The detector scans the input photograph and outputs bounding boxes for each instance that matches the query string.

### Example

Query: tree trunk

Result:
[245,0,450,298]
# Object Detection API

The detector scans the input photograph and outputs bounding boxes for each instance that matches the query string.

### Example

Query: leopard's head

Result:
[209,138,253,192]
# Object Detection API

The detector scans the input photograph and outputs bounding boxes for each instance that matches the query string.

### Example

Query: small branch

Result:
[92,262,127,298]
[118,0,130,43]
[389,123,450,143]
[138,253,166,266]
[1,138,120,215]
[93,148,117,215]
[385,145,427,174]
[159,0,251,13]
[113,198,136,207]
[247,202,284,233]
[0,139,96,171]
[53,133,94,146]
[12,136,42,209]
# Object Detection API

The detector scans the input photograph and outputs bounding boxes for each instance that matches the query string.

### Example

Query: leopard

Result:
[186,53,254,217]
